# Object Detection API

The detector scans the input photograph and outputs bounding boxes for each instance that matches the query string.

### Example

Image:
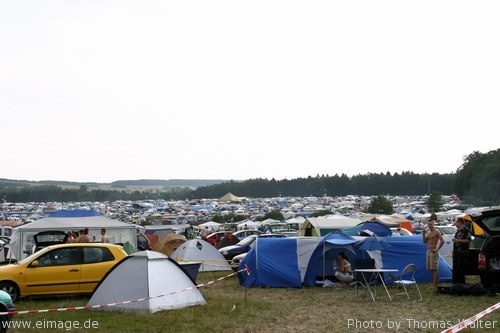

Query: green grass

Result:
[6,273,500,333]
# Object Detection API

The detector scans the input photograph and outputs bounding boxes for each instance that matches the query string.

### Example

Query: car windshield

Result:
[18,248,50,265]
[268,224,289,232]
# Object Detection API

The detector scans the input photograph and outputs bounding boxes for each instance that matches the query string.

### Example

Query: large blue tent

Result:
[238,234,452,288]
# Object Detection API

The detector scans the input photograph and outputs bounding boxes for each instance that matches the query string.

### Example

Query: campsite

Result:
[5,271,499,333]
[1,201,499,332]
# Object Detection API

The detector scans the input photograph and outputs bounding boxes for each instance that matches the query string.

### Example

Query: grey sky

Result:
[1,1,499,183]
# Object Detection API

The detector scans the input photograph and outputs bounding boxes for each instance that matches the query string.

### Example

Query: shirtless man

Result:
[422,213,445,288]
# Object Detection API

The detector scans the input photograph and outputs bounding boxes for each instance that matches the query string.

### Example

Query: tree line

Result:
[1,149,498,205]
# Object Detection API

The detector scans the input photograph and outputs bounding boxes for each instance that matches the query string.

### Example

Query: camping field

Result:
[5,272,499,333]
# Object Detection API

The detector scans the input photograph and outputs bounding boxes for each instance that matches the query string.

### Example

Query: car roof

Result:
[44,243,124,250]
[259,233,287,238]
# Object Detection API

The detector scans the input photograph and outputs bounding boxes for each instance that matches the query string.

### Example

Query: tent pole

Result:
[322,242,325,281]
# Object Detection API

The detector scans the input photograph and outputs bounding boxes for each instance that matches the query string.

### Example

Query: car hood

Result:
[475,208,500,235]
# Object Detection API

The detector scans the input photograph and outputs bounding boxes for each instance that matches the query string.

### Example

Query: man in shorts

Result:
[422,213,445,289]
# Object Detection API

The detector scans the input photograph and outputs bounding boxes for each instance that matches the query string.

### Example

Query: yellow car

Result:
[0,243,128,301]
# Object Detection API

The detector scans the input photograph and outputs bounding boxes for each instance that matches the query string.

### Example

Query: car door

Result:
[79,246,118,293]
[25,247,81,295]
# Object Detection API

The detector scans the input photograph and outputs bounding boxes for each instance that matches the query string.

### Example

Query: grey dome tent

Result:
[88,251,206,312]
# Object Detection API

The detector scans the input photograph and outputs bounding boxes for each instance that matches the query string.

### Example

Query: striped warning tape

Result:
[0,266,249,316]
[441,301,500,333]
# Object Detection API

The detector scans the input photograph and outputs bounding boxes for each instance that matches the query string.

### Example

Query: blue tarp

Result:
[48,209,103,218]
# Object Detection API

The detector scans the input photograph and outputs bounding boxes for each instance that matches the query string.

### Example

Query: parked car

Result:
[137,233,151,251]
[473,208,500,290]
[206,231,233,248]
[232,230,262,241]
[0,243,128,301]
[219,233,286,261]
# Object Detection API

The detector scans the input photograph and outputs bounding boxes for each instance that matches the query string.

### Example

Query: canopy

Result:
[9,210,136,261]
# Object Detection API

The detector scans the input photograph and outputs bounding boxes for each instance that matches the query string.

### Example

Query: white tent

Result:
[172,239,231,272]
[197,221,222,231]
[301,215,363,236]
[236,220,259,230]
[88,251,206,313]
[9,210,137,261]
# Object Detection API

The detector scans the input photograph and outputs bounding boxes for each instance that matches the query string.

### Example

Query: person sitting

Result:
[333,252,354,286]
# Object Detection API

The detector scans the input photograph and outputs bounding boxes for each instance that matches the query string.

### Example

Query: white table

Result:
[354,268,398,302]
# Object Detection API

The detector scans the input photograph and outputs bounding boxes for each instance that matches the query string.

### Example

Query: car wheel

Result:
[0,282,19,302]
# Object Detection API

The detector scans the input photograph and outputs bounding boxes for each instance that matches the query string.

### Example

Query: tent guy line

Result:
[0,268,247,316]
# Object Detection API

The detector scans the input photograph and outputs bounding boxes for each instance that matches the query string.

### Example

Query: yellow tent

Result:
[463,214,484,236]
[218,192,242,202]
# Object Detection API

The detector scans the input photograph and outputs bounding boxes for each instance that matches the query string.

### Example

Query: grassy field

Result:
[5,272,499,333]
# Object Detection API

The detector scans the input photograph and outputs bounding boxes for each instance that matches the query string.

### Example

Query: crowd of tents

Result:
[4,209,457,313]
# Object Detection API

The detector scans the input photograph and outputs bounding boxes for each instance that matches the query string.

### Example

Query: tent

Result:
[300,215,363,236]
[153,233,186,257]
[238,237,322,288]
[218,193,242,203]
[342,221,393,237]
[172,239,232,272]
[9,210,136,261]
[88,251,206,312]
[197,221,222,231]
[238,235,452,288]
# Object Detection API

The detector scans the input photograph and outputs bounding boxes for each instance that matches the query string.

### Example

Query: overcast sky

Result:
[1,1,499,183]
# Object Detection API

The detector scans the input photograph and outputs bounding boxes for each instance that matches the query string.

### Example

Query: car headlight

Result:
[222,251,228,256]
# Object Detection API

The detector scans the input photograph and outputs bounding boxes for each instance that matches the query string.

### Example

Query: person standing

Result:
[100,228,110,243]
[200,226,209,240]
[66,231,75,243]
[452,217,471,284]
[422,214,444,288]
[78,228,91,243]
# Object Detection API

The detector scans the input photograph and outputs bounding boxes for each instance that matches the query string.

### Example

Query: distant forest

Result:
[1,149,499,205]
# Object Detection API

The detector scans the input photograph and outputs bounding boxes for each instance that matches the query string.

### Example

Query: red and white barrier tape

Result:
[0,267,249,316]
[441,301,500,333]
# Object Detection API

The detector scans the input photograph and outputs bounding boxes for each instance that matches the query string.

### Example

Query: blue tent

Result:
[238,234,452,288]
[374,236,452,283]
[342,221,392,237]
[303,232,359,284]
[238,237,323,288]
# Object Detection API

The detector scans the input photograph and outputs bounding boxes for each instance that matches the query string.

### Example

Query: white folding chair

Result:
[393,263,423,301]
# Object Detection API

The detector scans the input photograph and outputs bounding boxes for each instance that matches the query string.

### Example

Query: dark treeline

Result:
[191,172,455,199]
[1,149,498,205]
[0,185,191,203]
[0,172,454,203]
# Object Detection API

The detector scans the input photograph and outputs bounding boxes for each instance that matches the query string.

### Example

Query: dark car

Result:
[218,234,286,261]
[137,233,152,251]
[473,208,500,290]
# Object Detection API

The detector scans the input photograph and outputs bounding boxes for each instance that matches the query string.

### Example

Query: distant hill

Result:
[0,178,227,190]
